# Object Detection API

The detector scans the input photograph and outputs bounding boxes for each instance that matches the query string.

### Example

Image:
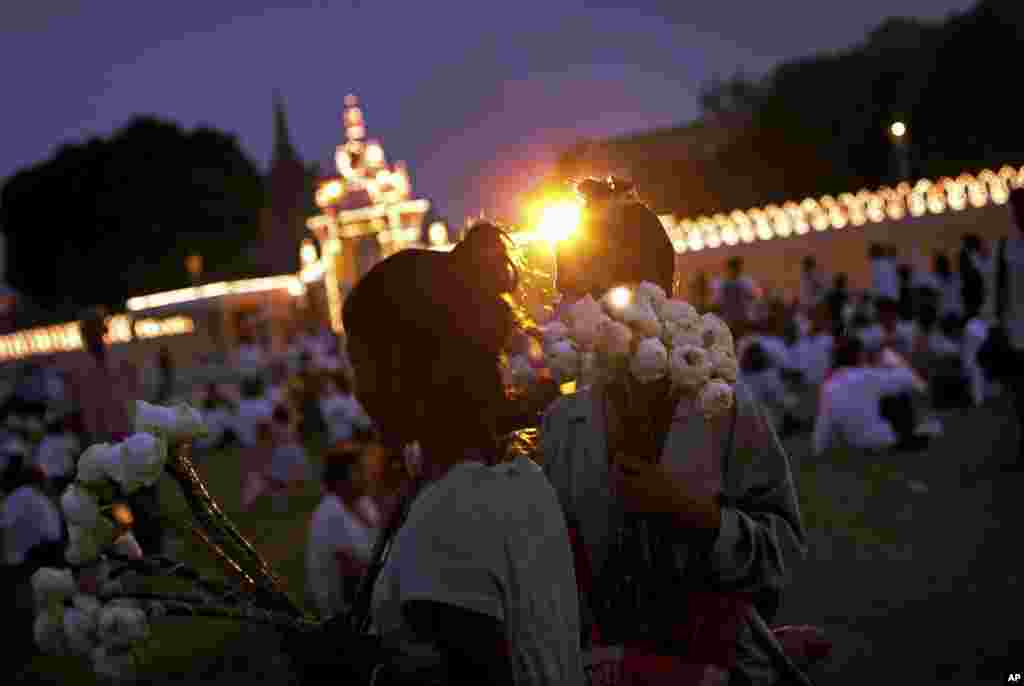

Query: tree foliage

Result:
[558,0,1024,216]
[0,116,264,318]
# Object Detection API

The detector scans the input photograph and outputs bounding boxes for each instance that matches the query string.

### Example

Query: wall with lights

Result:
[660,165,1023,298]
[0,315,195,364]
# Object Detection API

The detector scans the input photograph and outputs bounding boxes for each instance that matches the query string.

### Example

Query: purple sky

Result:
[1,1,975,224]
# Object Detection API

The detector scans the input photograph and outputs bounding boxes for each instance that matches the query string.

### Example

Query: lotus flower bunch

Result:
[31,400,209,680]
[540,282,737,418]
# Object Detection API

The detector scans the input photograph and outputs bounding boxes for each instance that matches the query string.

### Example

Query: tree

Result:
[0,117,264,319]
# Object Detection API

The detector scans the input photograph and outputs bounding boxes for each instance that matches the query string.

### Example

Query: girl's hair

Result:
[558,177,675,296]
[342,222,518,444]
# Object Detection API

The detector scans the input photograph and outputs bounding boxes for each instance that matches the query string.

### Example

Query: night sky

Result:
[1,1,975,224]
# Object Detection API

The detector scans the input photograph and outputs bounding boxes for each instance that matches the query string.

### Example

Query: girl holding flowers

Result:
[336,222,584,684]
[540,178,824,685]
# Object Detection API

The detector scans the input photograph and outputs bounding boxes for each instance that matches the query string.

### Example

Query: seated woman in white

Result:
[340,223,583,684]
[319,374,372,445]
[307,442,379,619]
[813,338,923,457]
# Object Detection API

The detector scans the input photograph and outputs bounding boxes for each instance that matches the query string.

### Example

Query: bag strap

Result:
[349,476,424,635]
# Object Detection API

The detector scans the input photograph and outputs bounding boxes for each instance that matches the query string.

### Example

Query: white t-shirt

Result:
[963,317,990,407]
[371,456,584,685]
[1,485,63,565]
[788,334,834,386]
[306,493,378,618]
[812,366,918,456]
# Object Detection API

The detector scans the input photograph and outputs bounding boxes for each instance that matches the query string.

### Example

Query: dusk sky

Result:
[1,1,976,224]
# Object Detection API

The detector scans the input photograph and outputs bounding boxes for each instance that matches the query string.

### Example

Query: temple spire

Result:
[273,90,298,163]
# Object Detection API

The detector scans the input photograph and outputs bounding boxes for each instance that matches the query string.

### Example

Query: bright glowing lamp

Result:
[890,121,906,138]
[428,221,448,246]
[608,286,631,309]
[536,201,582,244]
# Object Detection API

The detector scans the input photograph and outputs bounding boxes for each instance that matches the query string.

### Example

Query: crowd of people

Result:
[5,183,1024,685]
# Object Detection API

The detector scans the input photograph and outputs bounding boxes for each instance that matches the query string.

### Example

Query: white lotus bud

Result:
[133,400,208,441]
[701,313,734,351]
[112,433,168,494]
[73,594,103,623]
[630,338,669,384]
[62,484,101,528]
[623,301,662,339]
[567,296,607,350]
[545,339,580,382]
[707,344,738,384]
[77,443,121,485]
[635,281,668,312]
[98,604,149,648]
[669,344,713,391]
[32,567,76,612]
[697,380,735,419]
[540,321,570,346]
[64,607,99,657]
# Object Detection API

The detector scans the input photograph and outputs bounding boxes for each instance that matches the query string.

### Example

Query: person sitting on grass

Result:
[813,337,928,457]
[306,437,380,619]
[265,405,310,513]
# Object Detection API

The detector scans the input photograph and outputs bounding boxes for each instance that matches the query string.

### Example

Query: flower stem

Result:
[100,592,319,631]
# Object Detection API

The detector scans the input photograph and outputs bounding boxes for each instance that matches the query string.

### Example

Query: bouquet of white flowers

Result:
[541,281,737,421]
[28,400,317,683]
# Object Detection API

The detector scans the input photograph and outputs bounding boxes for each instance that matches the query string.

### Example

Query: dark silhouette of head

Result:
[802,256,816,272]
[556,177,674,297]
[79,307,109,363]
[869,243,884,260]
[343,222,518,449]
[834,273,848,290]
[727,257,743,279]
[934,253,951,279]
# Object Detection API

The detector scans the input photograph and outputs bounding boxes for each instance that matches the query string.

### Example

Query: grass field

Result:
[18,401,1018,684]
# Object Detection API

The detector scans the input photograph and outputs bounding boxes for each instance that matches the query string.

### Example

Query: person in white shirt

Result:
[233,377,274,449]
[193,384,238,456]
[963,306,991,408]
[933,254,963,318]
[869,243,899,302]
[813,337,926,457]
[739,342,796,433]
[320,374,372,445]
[799,256,828,310]
[715,257,760,334]
[306,440,380,619]
[340,222,583,684]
